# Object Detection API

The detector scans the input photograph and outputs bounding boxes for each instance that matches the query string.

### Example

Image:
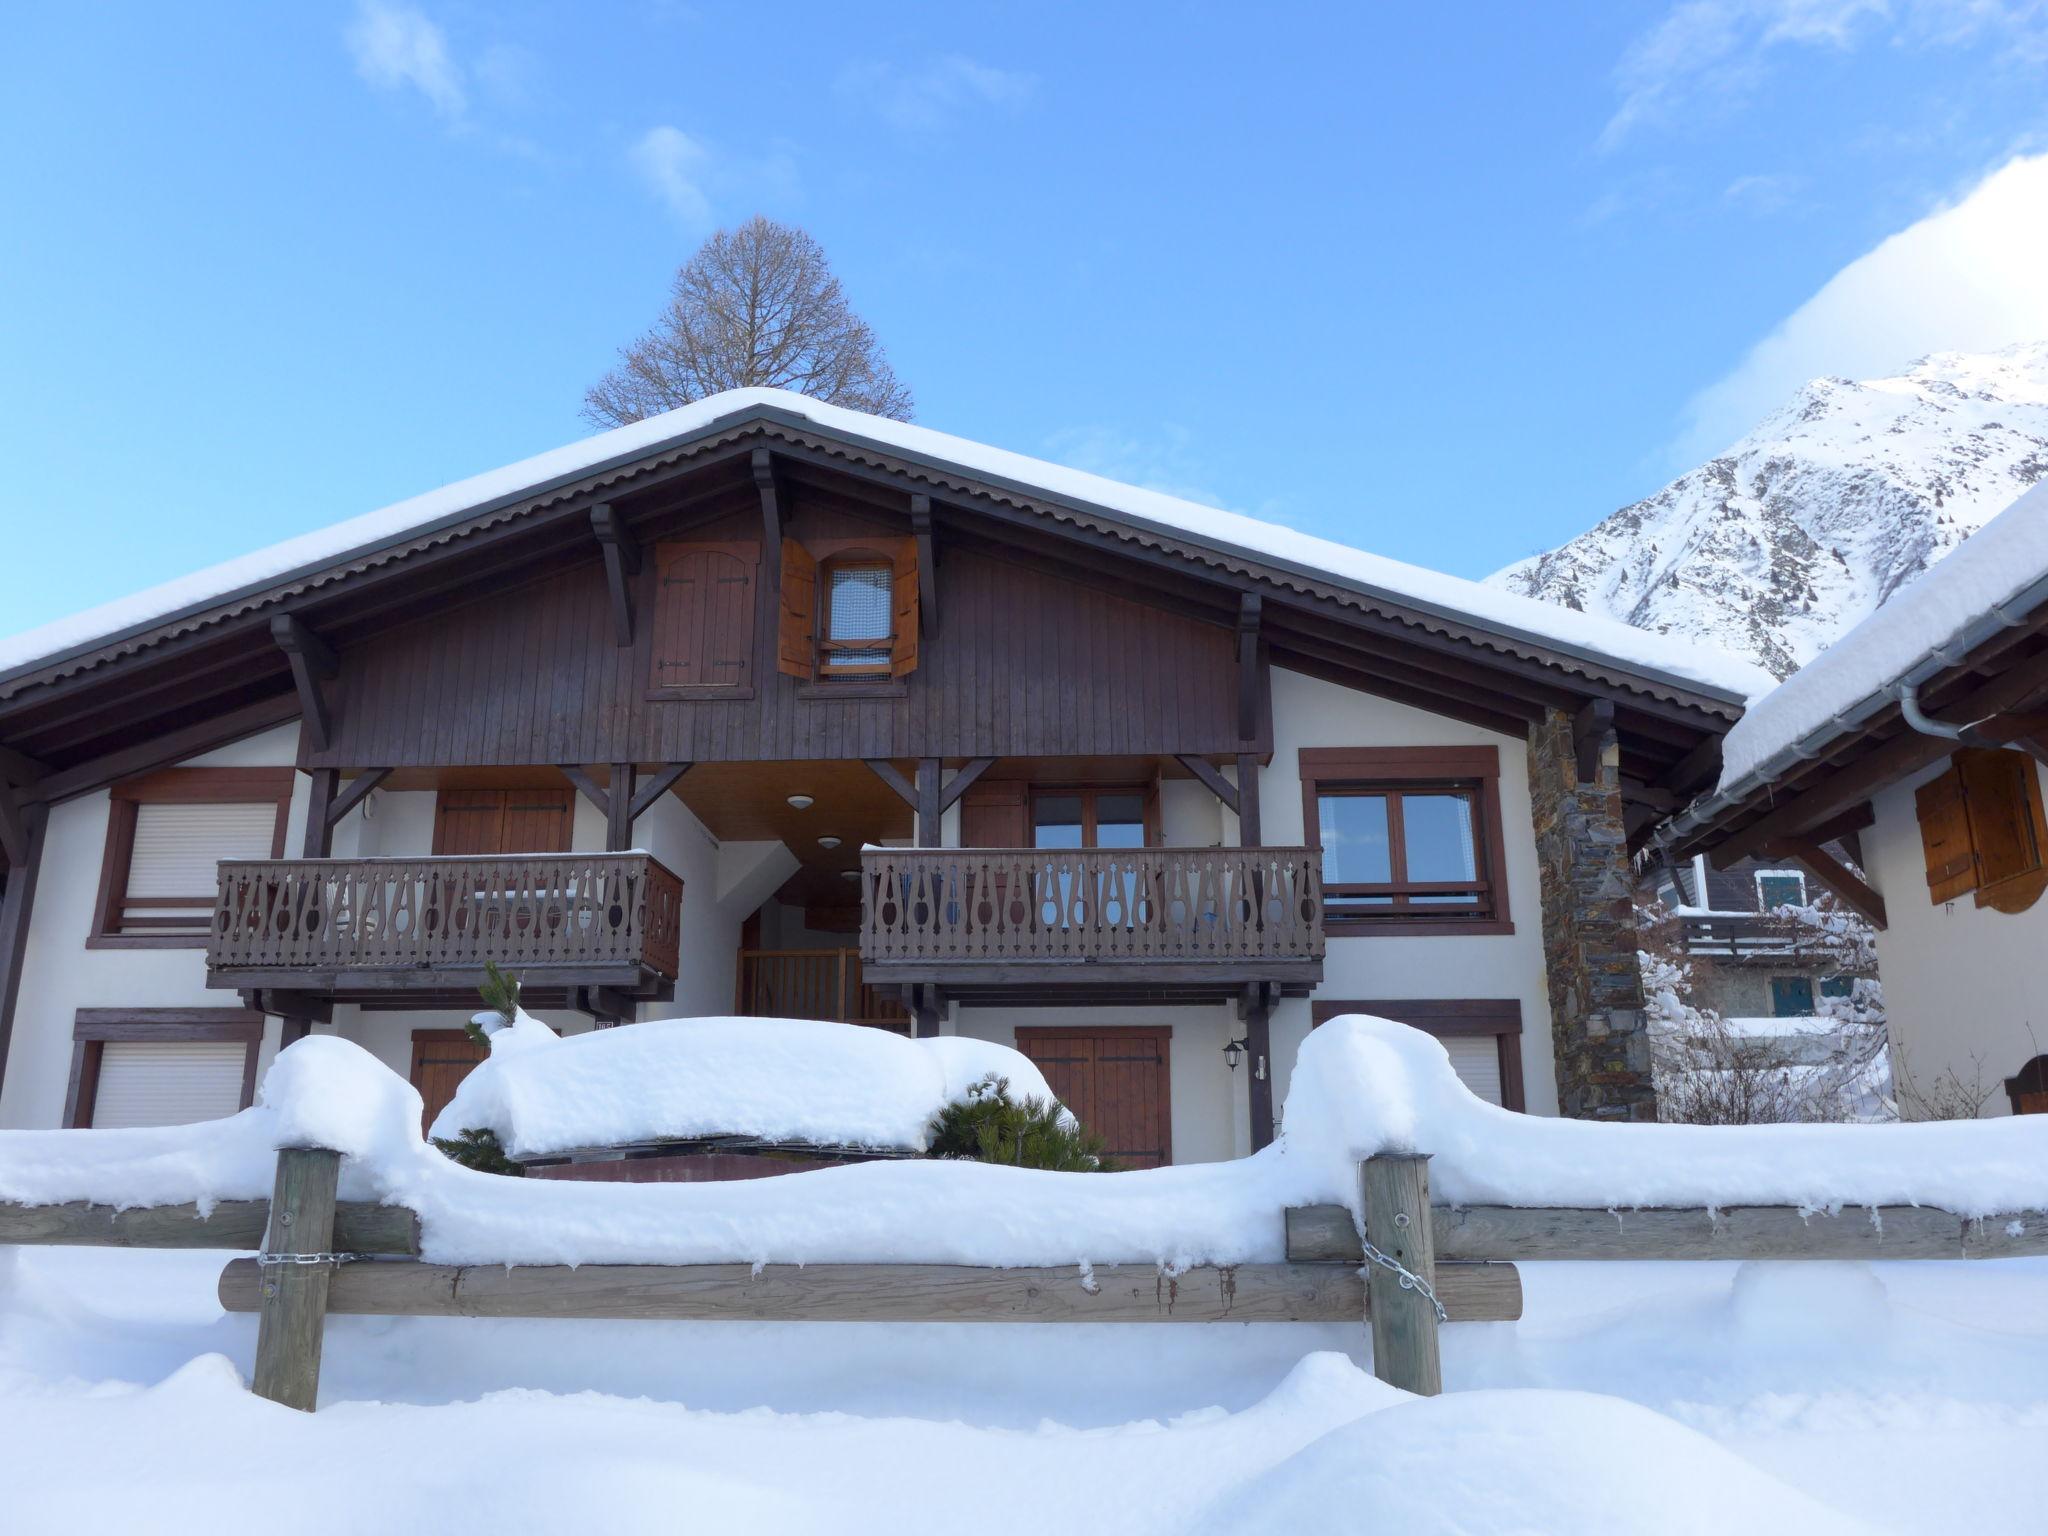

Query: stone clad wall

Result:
[1527,708,1657,1120]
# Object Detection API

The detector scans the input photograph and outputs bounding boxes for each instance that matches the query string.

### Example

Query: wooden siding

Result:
[310,497,1256,768]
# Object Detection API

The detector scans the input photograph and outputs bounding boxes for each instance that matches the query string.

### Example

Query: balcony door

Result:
[432,788,574,856]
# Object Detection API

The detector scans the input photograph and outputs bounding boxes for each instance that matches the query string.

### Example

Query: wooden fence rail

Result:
[8,1147,2046,1410]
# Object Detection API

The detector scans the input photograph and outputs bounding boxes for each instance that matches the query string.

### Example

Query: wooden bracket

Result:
[1619,778,1678,814]
[243,990,335,1026]
[1764,837,1888,929]
[270,615,337,753]
[753,449,783,588]
[590,504,640,649]
[1572,698,1616,787]
[1175,753,1239,814]
[560,764,612,821]
[329,768,391,827]
[571,985,642,1022]
[938,756,994,812]
[1237,593,1263,743]
[1657,733,1723,799]
[0,744,45,788]
[0,780,27,868]
[864,758,919,809]
[629,762,692,822]
[911,494,937,638]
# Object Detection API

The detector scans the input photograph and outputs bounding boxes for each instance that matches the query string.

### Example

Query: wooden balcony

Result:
[207,853,683,1009]
[1678,912,1801,960]
[858,847,1324,1004]
[735,948,910,1032]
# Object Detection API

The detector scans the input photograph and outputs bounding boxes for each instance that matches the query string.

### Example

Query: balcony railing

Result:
[736,948,909,1030]
[207,853,683,989]
[858,847,1324,970]
[1679,912,1802,960]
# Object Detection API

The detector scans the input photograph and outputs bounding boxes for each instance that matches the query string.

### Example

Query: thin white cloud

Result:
[1601,0,2048,149]
[1722,171,1805,211]
[837,56,1036,132]
[346,0,466,120]
[1674,150,2048,459]
[631,126,715,229]
[1043,424,1230,510]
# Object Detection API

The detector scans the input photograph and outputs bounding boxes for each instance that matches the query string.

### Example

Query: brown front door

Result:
[1015,1026,1172,1168]
[410,1029,489,1137]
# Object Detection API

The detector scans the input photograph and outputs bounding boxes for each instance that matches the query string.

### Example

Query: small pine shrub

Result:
[432,1127,525,1176]
[468,962,523,1047]
[926,1074,1115,1171]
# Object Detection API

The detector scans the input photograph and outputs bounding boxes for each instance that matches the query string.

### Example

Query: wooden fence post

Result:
[1360,1152,1443,1396]
[251,1146,341,1412]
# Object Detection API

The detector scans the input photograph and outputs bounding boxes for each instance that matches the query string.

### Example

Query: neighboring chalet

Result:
[1646,852,1876,1020]
[1657,483,2048,1118]
[0,391,1770,1161]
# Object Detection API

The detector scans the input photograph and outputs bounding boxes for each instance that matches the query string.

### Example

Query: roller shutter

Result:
[91,1042,247,1128]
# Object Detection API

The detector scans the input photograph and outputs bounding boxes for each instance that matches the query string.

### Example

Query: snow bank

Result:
[430,1015,1061,1155]
[5,1017,2048,1269]
[1719,479,2048,789]
[0,388,1773,702]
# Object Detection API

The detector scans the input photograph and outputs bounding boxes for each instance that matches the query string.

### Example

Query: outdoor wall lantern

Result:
[1222,1038,1266,1080]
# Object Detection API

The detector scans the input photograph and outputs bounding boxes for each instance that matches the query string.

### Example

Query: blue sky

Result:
[4,1,2048,638]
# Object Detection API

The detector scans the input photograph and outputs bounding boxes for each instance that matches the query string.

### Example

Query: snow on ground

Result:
[0,387,1774,702]
[4,1015,2048,1531]
[431,1014,1060,1155]
[1716,478,2048,791]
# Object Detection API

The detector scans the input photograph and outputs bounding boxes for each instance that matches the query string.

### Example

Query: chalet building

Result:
[0,391,1765,1162]
[1656,482,2048,1118]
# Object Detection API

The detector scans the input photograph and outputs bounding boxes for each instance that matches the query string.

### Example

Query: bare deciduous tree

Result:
[583,216,913,427]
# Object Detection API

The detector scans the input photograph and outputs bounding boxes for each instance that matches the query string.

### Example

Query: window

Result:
[1915,748,2048,914]
[1031,788,1152,849]
[1311,999,1525,1111]
[1819,976,1853,1000]
[776,537,920,684]
[91,768,293,947]
[648,540,758,698]
[65,1009,263,1128]
[1770,976,1817,1017]
[1754,870,1806,910]
[1299,746,1510,935]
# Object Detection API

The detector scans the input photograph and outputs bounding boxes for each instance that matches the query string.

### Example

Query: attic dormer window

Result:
[822,558,894,673]
[776,537,921,682]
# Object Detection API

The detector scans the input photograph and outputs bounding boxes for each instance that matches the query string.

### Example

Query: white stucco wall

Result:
[1865,754,2048,1117]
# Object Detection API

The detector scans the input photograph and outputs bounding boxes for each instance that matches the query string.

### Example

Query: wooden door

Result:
[411,1029,489,1137]
[433,788,574,855]
[1015,1026,1171,1168]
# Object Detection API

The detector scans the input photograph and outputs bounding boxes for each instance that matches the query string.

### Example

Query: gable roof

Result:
[0,389,1771,708]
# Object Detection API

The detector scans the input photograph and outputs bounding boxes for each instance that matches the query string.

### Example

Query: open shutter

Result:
[1915,765,1977,903]
[1959,748,2048,913]
[777,541,819,680]
[890,536,920,678]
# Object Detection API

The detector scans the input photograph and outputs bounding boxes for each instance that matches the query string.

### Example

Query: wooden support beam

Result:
[0,798,48,1103]
[865,758,919,810]
[1174,753,1238,814]
[0,779,28,869]
[606,762,635,851]
[219,1255,1523,1325]
[1766,836,1888,929]
[243,990,335,1027]
[938,756,995,812]
[915,757,941,847]
[1656,732,1723,798]
[590,504,640,648]
[0,1198,417,1254]
[560,764,611,820]
[301,768,338,859]
[753,448,783,587]
[0,743,46,786]
[1361,1153,1442,1396]
[911,494,937,638]
[1285,1203,2048,1263]
[1802,800,1875,848]
[269,615,337,753]
[251,1147,341,1412]
[327,767,391,827]
[1572,698,1617,786]
[628,762,692,821]
[1237,593,1263,742]
[1619,778,1678,814]
[1235,753,1263,847]
[1237,982,1278,1151]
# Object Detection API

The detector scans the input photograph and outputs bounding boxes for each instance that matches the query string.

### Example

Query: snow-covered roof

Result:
[1700,481,2048,802]
[0,388,1773,704]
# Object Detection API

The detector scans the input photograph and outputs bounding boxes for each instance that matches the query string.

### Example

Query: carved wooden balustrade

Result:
[858,847,1324,984]
[207,853,683,991]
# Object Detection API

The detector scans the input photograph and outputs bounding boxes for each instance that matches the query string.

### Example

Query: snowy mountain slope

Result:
[1491,342,2048,677]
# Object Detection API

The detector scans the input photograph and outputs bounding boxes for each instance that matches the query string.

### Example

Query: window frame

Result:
[1753,869,1806,911]
[64,1008,265,1128]
[1298,746,1512,936]
[817,552,898,678]
[1310,998,1525,1111]
[1027,784,1158,849]
[90,767,294,949]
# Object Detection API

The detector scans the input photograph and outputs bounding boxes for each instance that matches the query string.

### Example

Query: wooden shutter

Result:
[1958,748,2048,913]
[960,780,1028,847]
[890,536,920,678]
[650,541,758,692]
[434,790,506,856]
[1915,765,1978,902]
[777,541,819,679]
[1015,1027,1172,1169]
[500,789,574,854]
[410,1029,490,1137]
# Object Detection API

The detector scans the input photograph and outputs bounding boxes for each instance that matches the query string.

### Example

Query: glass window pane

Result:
[827,564,892,665]
[1032,795,1084,849]
[1318,794,1391,884]
[1757,874,1804,910]
[1094,792,1146,849]
[1401,794,1477,883]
